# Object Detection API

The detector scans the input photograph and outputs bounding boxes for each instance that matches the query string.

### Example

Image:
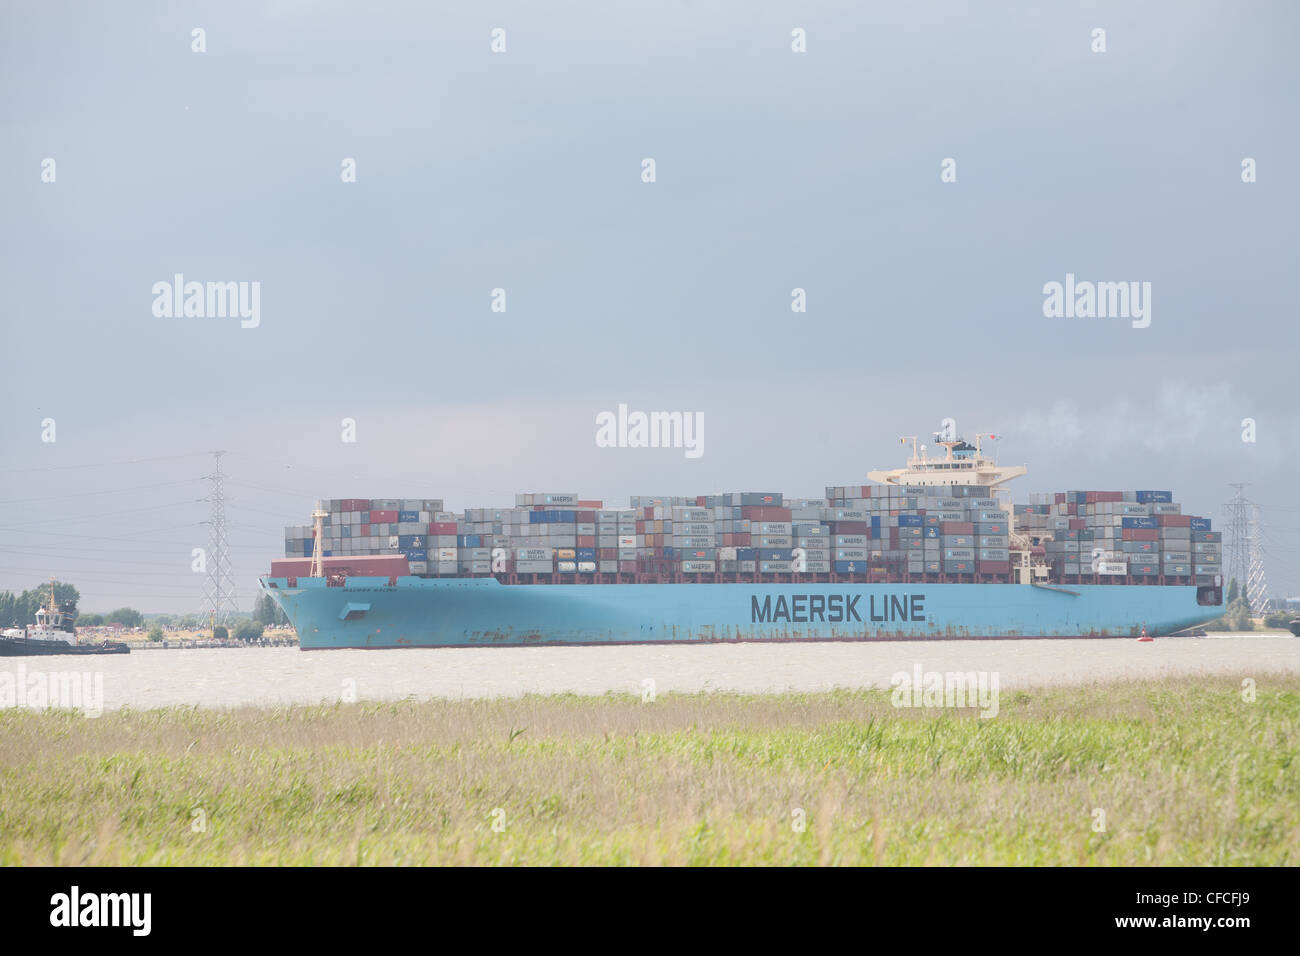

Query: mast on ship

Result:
[310,499,327,578]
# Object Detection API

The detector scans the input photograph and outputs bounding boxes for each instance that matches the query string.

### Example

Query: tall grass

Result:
[1,676,1295,865]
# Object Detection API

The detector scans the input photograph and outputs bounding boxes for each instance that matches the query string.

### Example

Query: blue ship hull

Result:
[260,576,1222,649]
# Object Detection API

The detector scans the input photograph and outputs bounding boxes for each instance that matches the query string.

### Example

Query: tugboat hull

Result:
[0,637,130,657]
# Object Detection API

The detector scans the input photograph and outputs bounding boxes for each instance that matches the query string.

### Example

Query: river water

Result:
[1,633,1297,711]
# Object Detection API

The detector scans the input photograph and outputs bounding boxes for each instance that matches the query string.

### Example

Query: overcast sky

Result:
[2,1,1298,613]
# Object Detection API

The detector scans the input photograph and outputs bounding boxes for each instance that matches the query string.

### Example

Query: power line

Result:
[1248,503,1270,614]
[0,452,209,475]
[200,451,238,625]
[0,479,197,506]
[0,499,202,532]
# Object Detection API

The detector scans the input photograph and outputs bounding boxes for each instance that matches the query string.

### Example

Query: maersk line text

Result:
[751,593,925,624]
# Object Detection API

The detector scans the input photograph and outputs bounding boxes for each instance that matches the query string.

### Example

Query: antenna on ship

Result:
[310,499,327,579]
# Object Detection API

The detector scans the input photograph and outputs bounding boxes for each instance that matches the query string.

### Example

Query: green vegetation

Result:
[1220,597,1256,631]
[233,620,264,642]
[1,677,1295,865]
[212,625,228,641]
[147,624,164,643]
[77,607,147,629]
[253,592,287,627]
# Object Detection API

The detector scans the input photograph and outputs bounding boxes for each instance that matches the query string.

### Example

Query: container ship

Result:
[260,432,1225,649]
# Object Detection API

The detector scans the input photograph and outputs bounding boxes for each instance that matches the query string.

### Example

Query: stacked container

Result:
[285,482,1217,588]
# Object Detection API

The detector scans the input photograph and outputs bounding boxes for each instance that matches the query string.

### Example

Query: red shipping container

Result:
[833,521,868,534]
[1099,491,1123,502]
[577,535,595,547]
[1068,518,1085,529]
[270,554,408,578]
[360,524,370,536]
[429,522,457,534]
[941,521,973,534]
[1157,514,1191,527]
[578,500,602,509]
[576,511,596,523]
[1085,492,1097,503]
[977,561,1011,573]
[1122,528,1158,541]
[742,506,792,521]
[695,496,706,507]
[735,533,752,545]
[369,509,398,523]
[599,548,616,560]
[860,486,873,497]
[618,561,637,573]
[723,533,733,546]
[1055,493,1066,505]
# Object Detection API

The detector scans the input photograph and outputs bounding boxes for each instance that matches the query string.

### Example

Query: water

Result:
[2,633,1297,711]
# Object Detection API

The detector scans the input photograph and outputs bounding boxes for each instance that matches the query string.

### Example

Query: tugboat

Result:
[0,580,130,656]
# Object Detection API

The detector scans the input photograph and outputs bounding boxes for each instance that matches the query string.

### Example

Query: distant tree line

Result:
[0,579,288,632]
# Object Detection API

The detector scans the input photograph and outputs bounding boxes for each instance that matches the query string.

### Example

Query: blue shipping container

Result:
[758,548,793,561]
[1136,490,1173,503]
[1121,517,1159,529]
[1190,518,1212,532]
[403,549,427,561]
[398,510,420,523]
[898,514,923,527]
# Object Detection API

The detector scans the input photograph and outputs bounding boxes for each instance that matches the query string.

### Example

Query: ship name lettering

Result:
[750,593,865,624]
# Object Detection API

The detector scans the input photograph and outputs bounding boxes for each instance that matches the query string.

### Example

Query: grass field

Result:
[1,676,1296,865]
